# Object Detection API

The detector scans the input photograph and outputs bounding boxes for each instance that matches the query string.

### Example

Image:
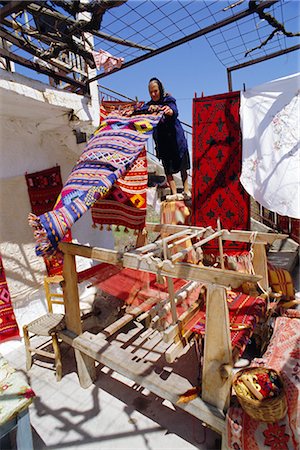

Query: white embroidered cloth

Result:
[240,73,300,219]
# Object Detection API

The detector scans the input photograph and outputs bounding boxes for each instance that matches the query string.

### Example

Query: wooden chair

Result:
[23,313,65,381]
[43,275,64,313]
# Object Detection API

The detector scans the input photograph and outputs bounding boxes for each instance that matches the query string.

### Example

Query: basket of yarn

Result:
[232,366,287,422]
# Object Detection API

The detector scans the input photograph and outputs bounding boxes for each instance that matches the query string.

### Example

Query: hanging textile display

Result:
[25,166,63,216]
[92,101,148,231]
[100,100,143,123]
[0,255,19,342]
[25,165,71,276]
[29,112,162,257]
[91,147,148,231]
[240,72,300,219]
[192,91,250,252]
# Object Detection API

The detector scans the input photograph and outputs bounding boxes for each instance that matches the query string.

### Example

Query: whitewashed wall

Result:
[0,70,113,315]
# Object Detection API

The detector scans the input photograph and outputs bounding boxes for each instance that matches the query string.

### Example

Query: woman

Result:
[144,77,191,198]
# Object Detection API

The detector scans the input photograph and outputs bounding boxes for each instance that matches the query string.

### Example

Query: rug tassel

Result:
[107,224,112,231]
[124,227,129,233]
[115,225,120,232]
[99,224,103,231]
[92,222,97,229]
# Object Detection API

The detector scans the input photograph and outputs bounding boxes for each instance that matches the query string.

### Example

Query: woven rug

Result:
[91,147,148,231]
[192,91,250,253]
[191,291,266,359]
[100,100,144,123]
[0,255,19,342]
[226,315,300,450]
[25,165,71,276]
[25,166,63,216]
[29,112,162,257]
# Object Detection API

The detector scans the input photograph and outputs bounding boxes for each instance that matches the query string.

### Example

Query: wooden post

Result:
[217,219,225,270]
[62,252,96,388]
[251,242,269,294]
[163,238,177,324]
[202,285,233,412]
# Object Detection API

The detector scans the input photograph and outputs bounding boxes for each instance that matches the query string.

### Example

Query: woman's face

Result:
[149,81,160,102]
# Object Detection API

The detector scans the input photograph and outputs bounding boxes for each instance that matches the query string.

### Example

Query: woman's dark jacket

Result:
[142,95,188,162]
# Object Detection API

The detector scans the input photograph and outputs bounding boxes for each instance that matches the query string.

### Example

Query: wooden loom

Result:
[58,223,287,448]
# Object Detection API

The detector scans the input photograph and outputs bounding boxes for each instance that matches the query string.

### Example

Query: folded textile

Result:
[29,112,163,257]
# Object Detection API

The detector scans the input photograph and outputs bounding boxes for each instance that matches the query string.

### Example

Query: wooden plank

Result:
[62,253,95,387]
[59,242,121,264]
[170,230,223,263]
[221,229,288,244]
[62,253,82,335]
[58,329,226,434]
[103,297,160,337]
[202,285,233,412]
[146,222,287,244]
[74,349,96,389]
[251,242,269,294]
[136,280,198,324]
[122,252,262,288]
[162,300,201,343]
[217,219,225,270]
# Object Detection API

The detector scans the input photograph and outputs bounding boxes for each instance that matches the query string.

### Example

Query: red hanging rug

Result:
[192,91,250,252]
[0,255,20,342]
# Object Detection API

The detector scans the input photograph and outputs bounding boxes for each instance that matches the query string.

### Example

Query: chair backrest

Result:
[43,275,64,313]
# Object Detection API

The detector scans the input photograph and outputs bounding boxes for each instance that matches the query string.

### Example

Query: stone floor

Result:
[1,336,221,450]
[1,255,298,450]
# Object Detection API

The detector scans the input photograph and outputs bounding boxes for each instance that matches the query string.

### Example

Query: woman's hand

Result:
[161,105,173,116]
[148,104,160,113]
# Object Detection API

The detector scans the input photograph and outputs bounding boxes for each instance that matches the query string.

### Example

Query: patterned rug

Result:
[191,291,266,359]
[0,255,19,342]
[192,91,250,252]
[25,166,63,216]
[226,314,300,450]
[25,165,71,276]
[29,112,162,257]
[91,148,147,231]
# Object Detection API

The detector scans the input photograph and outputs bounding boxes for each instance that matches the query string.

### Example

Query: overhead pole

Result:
[87,0,279,84]
[227,44,300,91]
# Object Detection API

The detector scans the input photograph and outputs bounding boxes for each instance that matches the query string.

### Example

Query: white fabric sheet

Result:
[240,73,300,219]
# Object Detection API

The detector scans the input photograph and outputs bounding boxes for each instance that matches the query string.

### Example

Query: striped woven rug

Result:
[29,112,162,257]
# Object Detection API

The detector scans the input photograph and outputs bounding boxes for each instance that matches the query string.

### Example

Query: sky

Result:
[97,34,299,128]
[13,1,300,130]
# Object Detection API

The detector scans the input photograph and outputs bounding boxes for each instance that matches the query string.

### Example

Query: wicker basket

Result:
[232,367,287,422]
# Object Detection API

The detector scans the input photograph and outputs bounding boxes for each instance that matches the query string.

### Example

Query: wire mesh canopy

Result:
[0,0,299,92]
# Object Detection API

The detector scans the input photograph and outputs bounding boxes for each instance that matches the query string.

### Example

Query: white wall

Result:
[0,74,113,312]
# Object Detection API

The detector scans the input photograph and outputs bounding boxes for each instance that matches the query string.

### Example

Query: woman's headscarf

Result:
[149,77,165,102]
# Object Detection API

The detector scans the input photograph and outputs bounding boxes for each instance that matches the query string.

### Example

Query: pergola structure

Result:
[0,1,299,94]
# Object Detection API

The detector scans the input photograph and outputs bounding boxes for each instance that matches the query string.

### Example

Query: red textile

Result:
[0,255,19,342]
[91,147,148,230]
[92,102,148,231]
[25,166,72,276]
[25,166,63,216]
[191,291,266,358]
[91,263,187,307]
[192,91,250,252]
[100,100,142,123]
